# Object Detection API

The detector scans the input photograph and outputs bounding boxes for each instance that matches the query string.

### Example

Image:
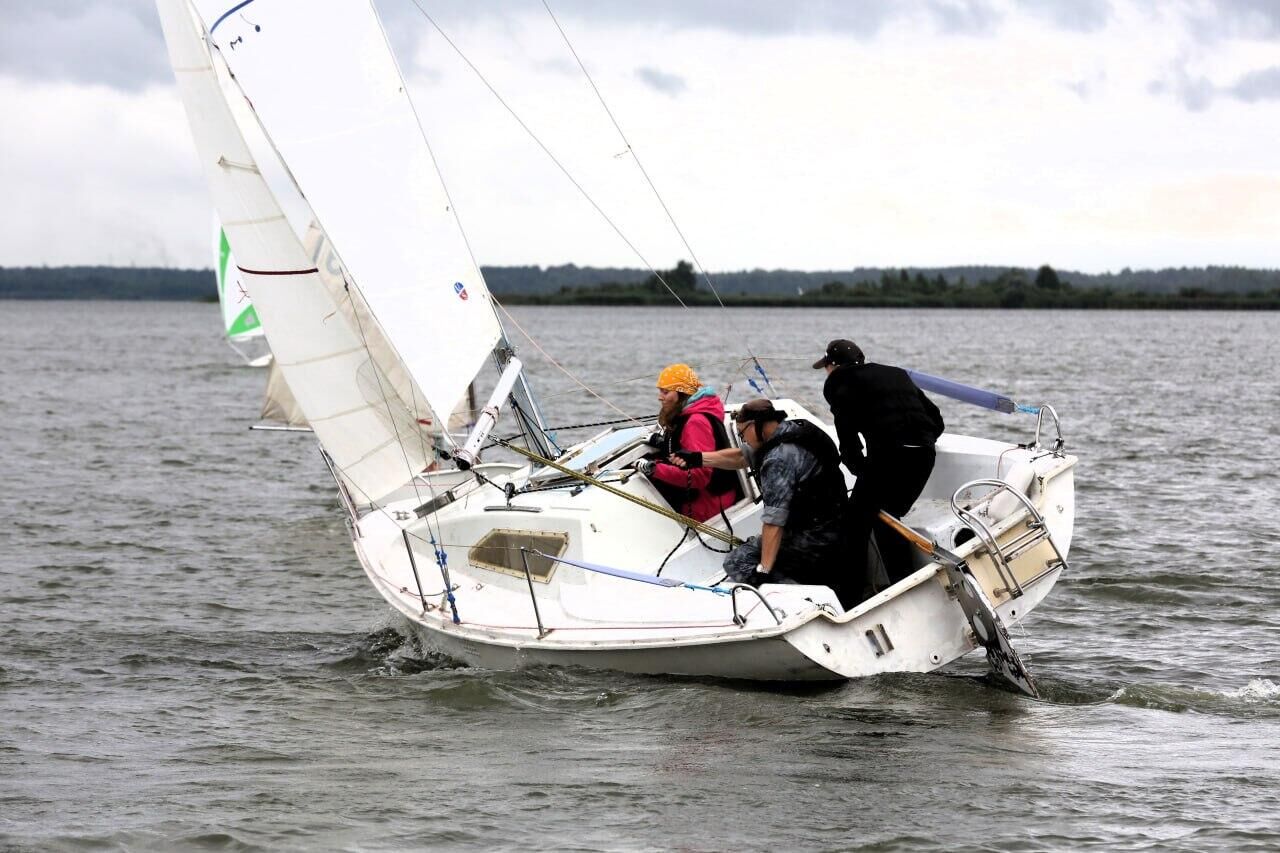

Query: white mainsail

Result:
[158,0,439,502]
[192,0,502,431]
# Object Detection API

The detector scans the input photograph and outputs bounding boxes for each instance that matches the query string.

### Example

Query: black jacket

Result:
[753,419,847,535]
[822,362,944,474]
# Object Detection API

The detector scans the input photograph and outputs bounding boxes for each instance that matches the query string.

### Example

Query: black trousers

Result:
[845,445,936,593]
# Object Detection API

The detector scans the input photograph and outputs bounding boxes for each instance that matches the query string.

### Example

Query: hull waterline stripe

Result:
[210,0,258,35]
[237,266,320,276]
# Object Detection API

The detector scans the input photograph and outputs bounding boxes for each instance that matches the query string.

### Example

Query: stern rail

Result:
[950,478,1070,599]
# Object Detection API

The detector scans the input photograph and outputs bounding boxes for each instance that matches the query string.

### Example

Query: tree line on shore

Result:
[3,262,1279,309]
[502,261,1280,309]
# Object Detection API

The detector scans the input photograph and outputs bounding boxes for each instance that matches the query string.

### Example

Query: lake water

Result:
[1,301,1278,851]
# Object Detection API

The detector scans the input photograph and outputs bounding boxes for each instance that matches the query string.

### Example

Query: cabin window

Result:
[468,529,570,583]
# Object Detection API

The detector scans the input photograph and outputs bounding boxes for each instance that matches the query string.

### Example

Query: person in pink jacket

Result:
[636,364,743,522]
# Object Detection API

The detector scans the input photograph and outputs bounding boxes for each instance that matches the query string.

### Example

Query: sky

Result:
[2,0,1278,274]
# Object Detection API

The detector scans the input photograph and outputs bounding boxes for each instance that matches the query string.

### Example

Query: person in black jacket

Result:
[814,339,945,595]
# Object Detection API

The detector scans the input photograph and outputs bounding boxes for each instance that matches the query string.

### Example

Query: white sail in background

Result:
[157,0,438,502]
[192,0,502,427]
[259,359,307,427]
[213,222,262,342]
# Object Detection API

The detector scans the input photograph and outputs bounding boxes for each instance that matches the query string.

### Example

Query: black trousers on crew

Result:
[845,445,936,595]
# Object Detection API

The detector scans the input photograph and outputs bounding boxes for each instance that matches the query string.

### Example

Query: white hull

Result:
[347,401,1075,682]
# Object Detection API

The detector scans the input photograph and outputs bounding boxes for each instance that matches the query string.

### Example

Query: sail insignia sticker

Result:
[453,281,469,301]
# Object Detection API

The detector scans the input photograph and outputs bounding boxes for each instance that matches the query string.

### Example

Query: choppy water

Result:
[1,301,1278,851]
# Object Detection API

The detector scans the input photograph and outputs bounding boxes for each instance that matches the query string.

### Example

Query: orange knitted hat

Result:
[656,363,701,395]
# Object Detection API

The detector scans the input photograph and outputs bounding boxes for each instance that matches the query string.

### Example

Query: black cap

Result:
[812,339,865,369]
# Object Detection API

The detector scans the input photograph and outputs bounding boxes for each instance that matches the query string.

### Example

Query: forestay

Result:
[157,0,437,502]
[193,0,502,428]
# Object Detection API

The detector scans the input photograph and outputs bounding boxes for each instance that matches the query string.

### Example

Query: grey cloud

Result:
[378,0,977,41]
[1228,65,1280,102]
[1066,71,1107,99]
[1182,0,1280,42]
[15,0,1280,96]
[535,58,580,78]
[0,1,169,92]
[924,0,1005,35]
[1150,60,1280,110]
[635,67,686,96]
[1148,61,1215,111]
[1018,0,1112,33]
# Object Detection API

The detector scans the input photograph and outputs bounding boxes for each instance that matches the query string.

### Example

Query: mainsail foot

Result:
[878,511,1040,699]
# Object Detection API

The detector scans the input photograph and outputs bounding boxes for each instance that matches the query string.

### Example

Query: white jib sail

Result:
[193,0,503,428]
[157,0,438,503]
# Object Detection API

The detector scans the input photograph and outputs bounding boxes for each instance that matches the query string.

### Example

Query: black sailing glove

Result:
[672,450,703,468]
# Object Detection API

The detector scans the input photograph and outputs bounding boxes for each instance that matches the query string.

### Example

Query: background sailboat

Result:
[213,221,270,367]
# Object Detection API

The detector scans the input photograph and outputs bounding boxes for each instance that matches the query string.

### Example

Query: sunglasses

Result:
[735,420,755,440]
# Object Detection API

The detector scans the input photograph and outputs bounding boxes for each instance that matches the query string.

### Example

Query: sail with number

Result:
[157,0,445,503]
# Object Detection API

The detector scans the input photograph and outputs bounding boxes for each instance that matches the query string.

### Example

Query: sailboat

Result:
[157,0,1077,688]
[214,221,271,367]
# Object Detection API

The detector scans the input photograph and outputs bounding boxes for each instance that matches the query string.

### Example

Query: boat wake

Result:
[1022,674,1280,717]
[326,624,467,676]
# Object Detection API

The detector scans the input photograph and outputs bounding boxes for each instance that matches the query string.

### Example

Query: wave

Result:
[1105,677,1280,716]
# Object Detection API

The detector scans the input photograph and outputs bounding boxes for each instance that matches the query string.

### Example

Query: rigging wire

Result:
[492,298,646,426]
[540,0,792,402]
[405,0,689,308]
[540,0,723,312]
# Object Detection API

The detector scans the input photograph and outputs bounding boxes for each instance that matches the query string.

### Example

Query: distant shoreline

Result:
[4,263,1278,309]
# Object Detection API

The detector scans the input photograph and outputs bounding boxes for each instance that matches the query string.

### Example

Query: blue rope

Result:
[752,359,776,393]
[430,534,461,624]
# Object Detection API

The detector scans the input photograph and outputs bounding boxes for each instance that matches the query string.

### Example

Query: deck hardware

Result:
[401,529,429,613]
[865,630,885,657]
[319,447,359,526]
[729,586,783,627]
[414,489,456,518]
[519,548,550,639]
[823,643,831,653]
[950,478,1071,601]
[1030,404,1065,455]
[876,624,894,652]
